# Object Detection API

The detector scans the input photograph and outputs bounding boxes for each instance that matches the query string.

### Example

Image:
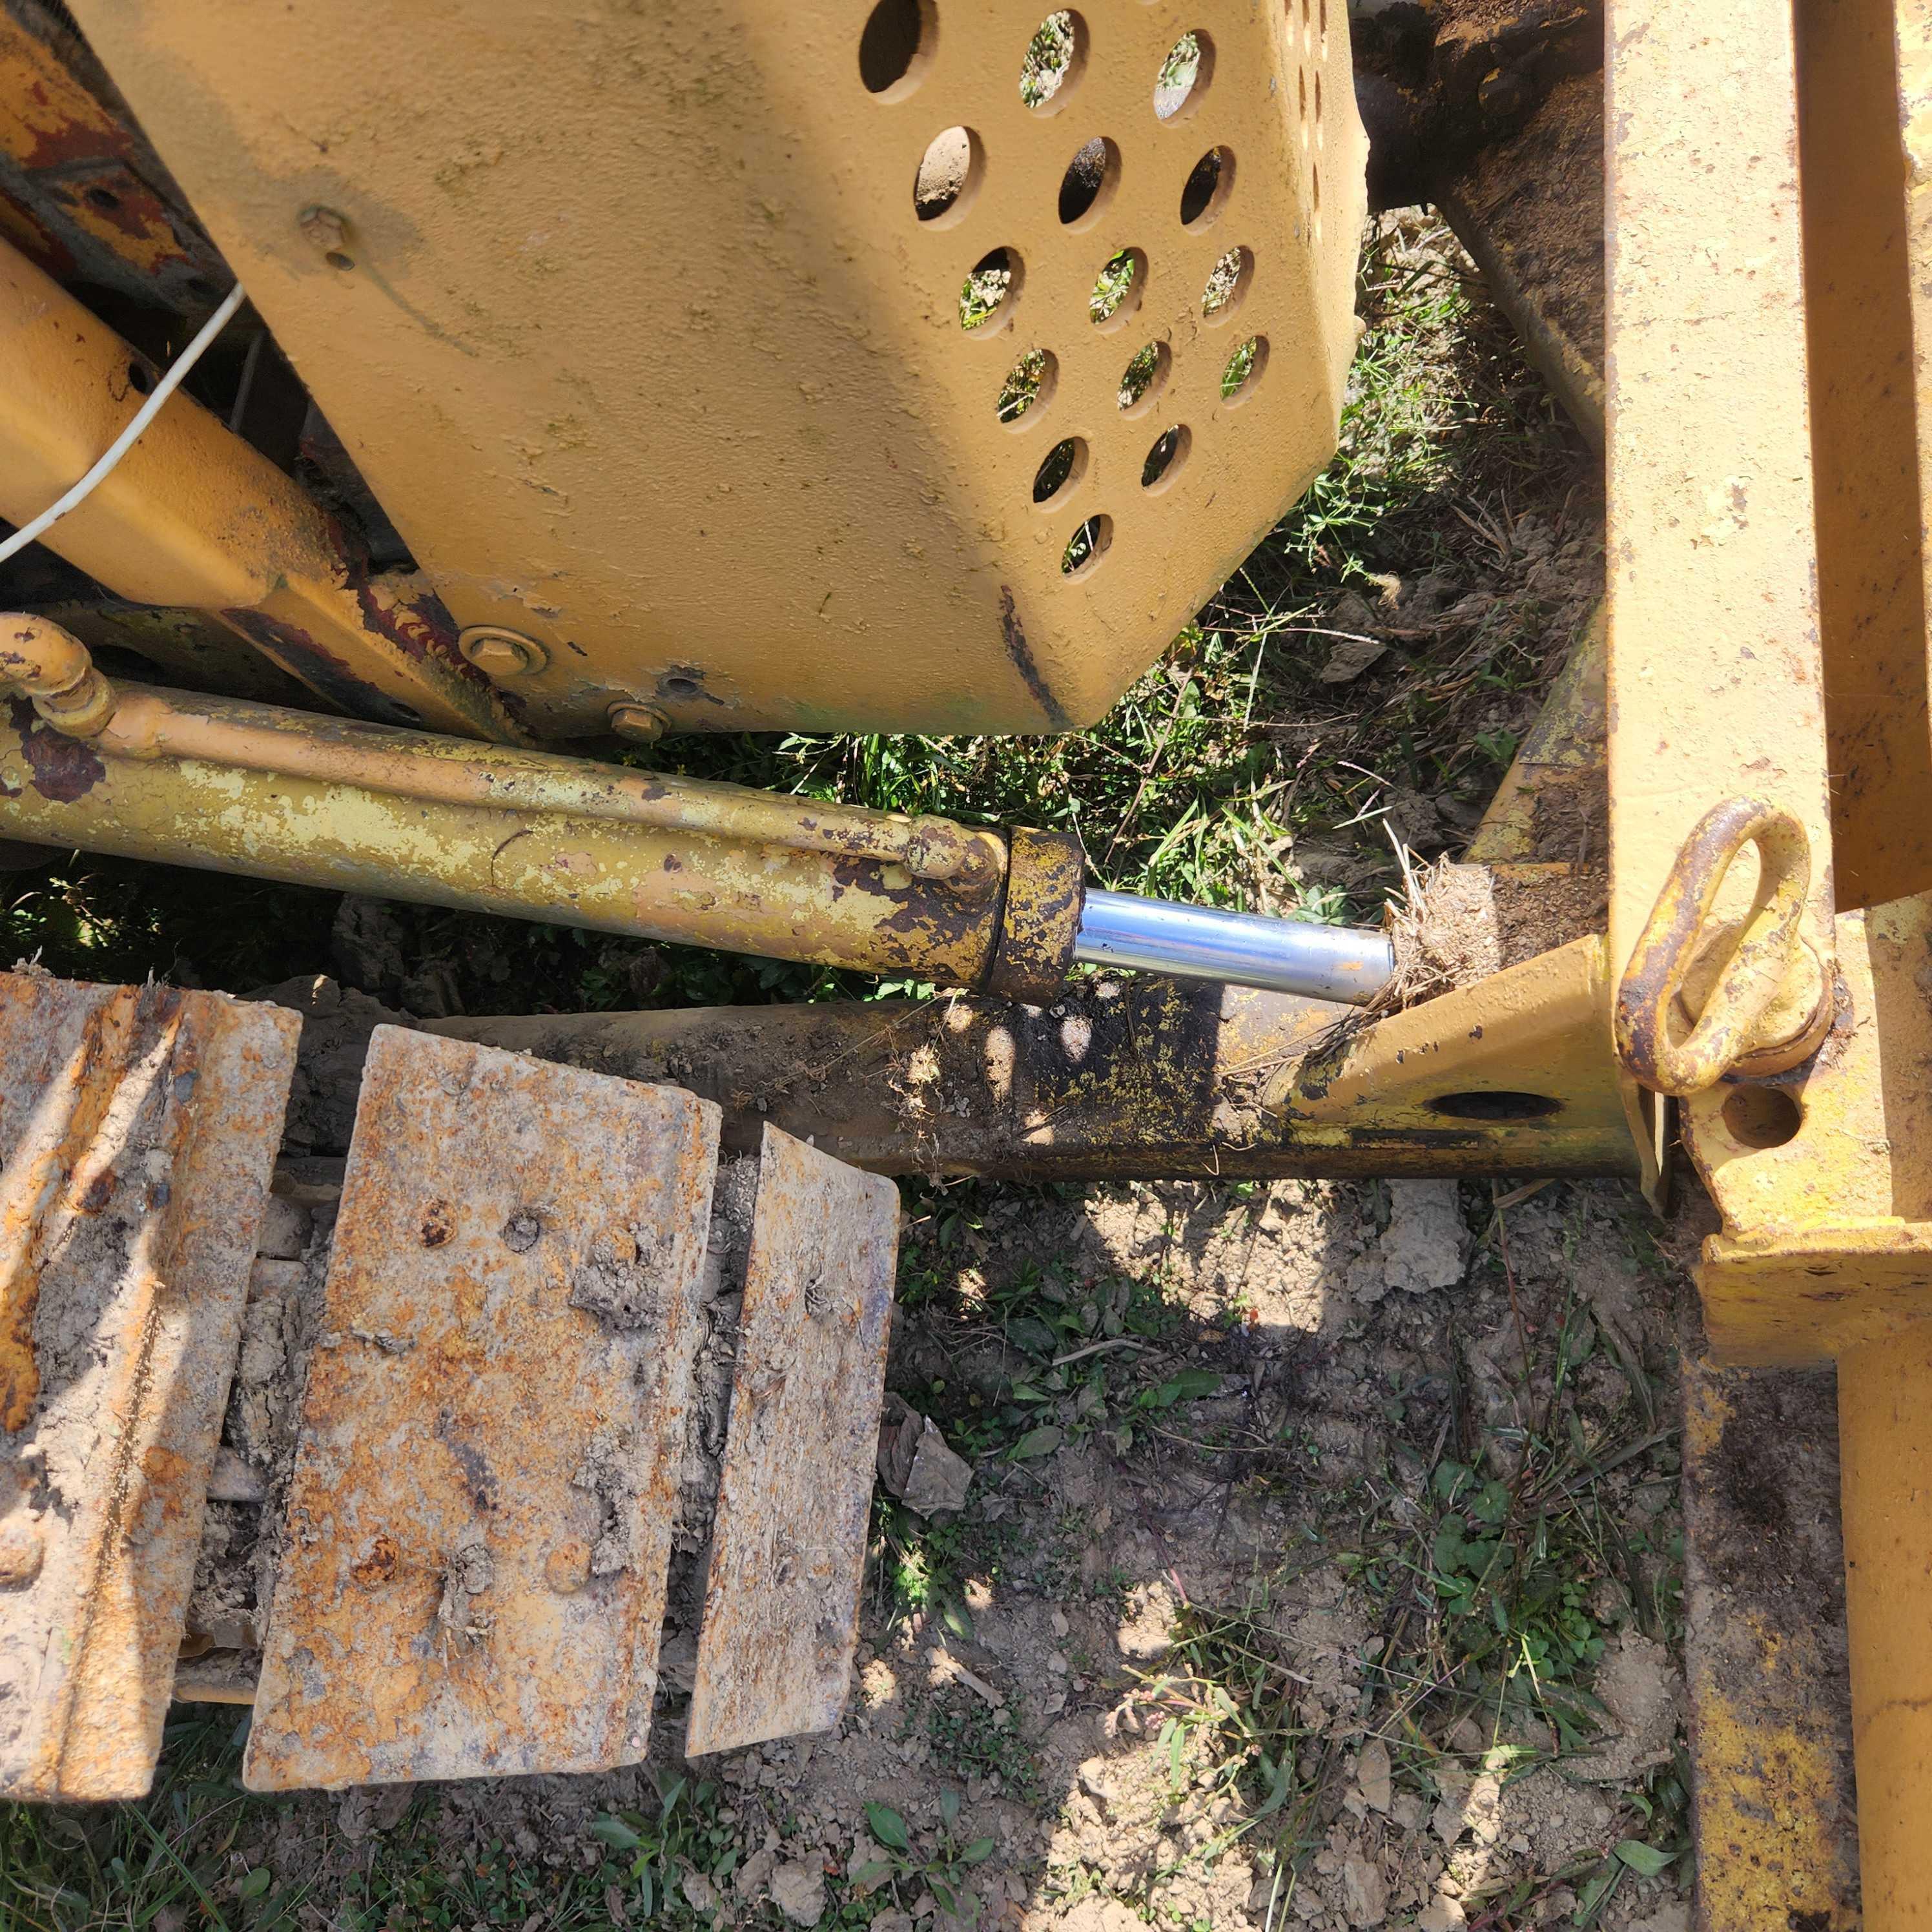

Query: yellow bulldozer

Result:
[0,1,1922,1925]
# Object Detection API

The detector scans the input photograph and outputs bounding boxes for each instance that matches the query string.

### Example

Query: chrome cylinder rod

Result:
[1073,888,1395,1005]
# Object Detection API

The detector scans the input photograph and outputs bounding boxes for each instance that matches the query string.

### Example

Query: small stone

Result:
[734,1848,776,1899]
[681,1870,719,1913]
[1418,1898,1466,1932]
[1341,1851,1388,1927]
[1320,635,1387,684]
[1051,1608,1070,1637]
[0,1513,46,1588]
[1380,1181,1465,1293]
[254,1193,311,1260]
[771,1860,825,1927]
[1355,1737,1392,1814]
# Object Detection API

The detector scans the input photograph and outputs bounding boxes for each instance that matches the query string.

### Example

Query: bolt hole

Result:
[1058,136,1119,228]
[1033,437,1086,507]
[960,247,1022,332]
[1220,333,1268,403]
[1202,245,1252,323]
[1721,1085,1804,1149]
[998,347,1056,426]
[1061,513,1111,578]
[1118,340,1170,414]
[184,274,216,302]
[1021,10,1085,112]
[1180,147,1234,227]
[1090,246,1145,329]
[325,249,355,271]
[915,126,982,225]
[85,185,121,211]
[661,673,703,701]
[1428,1091,1563,1122]
[1141,424,1189,491]
[126,361,154,396]
[1154,30,1213,121]
[860,0,936,97]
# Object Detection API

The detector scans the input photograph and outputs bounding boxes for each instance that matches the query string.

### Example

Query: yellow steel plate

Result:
[67,0,1364,737]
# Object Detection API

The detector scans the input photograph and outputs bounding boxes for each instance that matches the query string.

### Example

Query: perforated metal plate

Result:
[68,0,1365,737]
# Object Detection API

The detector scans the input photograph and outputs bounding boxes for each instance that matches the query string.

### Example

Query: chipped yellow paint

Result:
[65,0,1364,737]
[0,679,1019,987]
[0,240,520,743]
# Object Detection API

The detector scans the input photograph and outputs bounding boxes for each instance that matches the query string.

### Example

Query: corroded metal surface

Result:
[1680,887,1932,1928]
[0,682,1009,988]
[1685,900,1932,1365]
[983,826,1086,1003]
[0,6,229,313]
[1612,799,1825,1098]
[686,1126,897,1756]
[1267,937,1636,1176]
[0,237,520,743]
[0,971,297,1801]
[1438,71,1603,451]
[67,0,1364,737]
[1680,1337,1859,1932]
[1834,1323,1932,1927]
[437,965,1641,1182]
[1464,604,1606,870]
[1604,0,1834,1036]
[1798,0,1932,912]
[243,1029,719,1791]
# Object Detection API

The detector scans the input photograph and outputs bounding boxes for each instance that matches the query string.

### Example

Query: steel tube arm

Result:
[1073,888,1395,1005]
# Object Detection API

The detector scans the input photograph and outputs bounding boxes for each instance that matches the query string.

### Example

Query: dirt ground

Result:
[2,205,1678,1930]
[180,1002,1693,1932]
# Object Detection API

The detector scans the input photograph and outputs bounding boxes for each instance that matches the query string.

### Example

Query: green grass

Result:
[3,218,1588,1006]
[0,216,1618,1927]
[1100,1191,1689,1923]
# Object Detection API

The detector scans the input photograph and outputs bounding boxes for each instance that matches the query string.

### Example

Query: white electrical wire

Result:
[0,282,248,568]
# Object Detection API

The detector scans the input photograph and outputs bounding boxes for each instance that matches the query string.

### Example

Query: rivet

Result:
[298,205,351,269]
[608,701,668,746]
[458,626,548,678]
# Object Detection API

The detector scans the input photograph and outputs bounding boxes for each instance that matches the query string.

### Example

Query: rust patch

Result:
[686,1125,898,1755]
[12,697,105,801]
[981,825,1085,1004]
[351,1534,401,1588]
[0,971,296,1801]
[243,1029,721,1790]
[219,609,426,730]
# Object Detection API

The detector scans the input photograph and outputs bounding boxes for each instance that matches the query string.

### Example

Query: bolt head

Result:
[458,626,547,678]
[608,701,668,746]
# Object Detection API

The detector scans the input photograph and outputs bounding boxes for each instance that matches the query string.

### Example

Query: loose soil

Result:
[180,1161,1691,1931]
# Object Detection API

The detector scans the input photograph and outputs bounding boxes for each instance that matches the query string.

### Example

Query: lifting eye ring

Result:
[1613,797,1824,1098]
